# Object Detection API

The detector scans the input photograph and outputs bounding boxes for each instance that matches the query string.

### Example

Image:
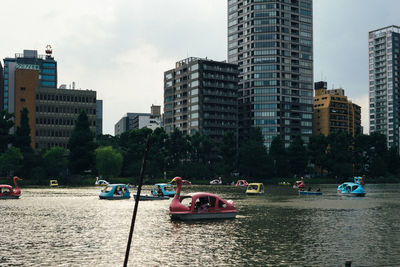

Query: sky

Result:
[1,0,400,135]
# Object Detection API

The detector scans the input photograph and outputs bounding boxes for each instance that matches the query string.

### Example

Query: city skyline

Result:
[2,0,400,135]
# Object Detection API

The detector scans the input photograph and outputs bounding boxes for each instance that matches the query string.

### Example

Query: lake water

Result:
[1,184,400,266]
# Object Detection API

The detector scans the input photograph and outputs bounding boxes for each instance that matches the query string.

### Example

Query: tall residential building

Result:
[163,57,239,143]
[114,105,162,136]
[3,47,57,111]
[227,0,313,148]
[313,81,361,137]
[369,25,400,148]
[0,62,4,108]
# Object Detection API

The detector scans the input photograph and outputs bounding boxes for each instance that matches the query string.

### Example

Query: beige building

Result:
[313,81,361,136]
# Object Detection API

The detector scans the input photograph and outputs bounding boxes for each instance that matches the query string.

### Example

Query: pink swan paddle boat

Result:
[209,177,222,185]
[235,180,249,187]
[0,176,22,199]
[169,177,236,220]
[293,177,306,190]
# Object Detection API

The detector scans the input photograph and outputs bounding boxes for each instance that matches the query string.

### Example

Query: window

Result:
[20,87,26,91]
[20,98,26,102]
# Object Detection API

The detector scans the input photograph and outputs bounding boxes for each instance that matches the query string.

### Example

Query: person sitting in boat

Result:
[316,188,320,192]
[308,187,312,192]
[115,187,122,195]
[157,186,163,197]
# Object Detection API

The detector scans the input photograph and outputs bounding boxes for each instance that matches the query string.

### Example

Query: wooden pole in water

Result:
[123,135,150,267]
[345,260,352,267]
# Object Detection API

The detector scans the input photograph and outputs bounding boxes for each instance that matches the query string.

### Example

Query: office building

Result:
[114,105,162,136]
[3,47,57,111]
[313,81,361,136]
[369,25,400,147]
[163,57,239,143]
[3,47,97,151]
[35,87,97,150]
[227,0,313,148]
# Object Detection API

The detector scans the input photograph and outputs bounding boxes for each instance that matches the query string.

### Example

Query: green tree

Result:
[14,108,32,153]
[269,136,289,178]
[0,110,14,153]
[146,128,169,179]
[0,147,23,176]
[95,146,123,178]
[307,134,328,176]
[165,129,190,173]
[386,146,400,176]
[96,134,120,149]
[287,136,308,177]
[326,132,353,179]
[42,146,68,178]
[238,128,271,179]
[68,111,96,175]
[219,131,238,177]
[119,128,152,177]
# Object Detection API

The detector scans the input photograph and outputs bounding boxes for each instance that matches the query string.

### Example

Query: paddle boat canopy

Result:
[99,184,130,199]
[95,177,109,186]
[210,177,222,185]
[49,180,58,187]
[170,177,236,220]
[235,180,249,187]
[0,176,22,199]
[337,177,366,197]
[151,183,175,197]
[246,183,264,195]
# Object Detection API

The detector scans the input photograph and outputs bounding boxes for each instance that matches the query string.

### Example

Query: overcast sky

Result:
[2,0,399,135]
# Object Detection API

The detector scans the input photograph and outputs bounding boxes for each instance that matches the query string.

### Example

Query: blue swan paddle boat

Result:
[99,184,130,200]
[337,177,366,197]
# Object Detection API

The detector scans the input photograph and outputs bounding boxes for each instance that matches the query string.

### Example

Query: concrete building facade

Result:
[369,25,400,147]
[313,81,361,137]
[163,57,239,143]
[114,105,162,136]
[227,0,313,148]
[35,87,97,151]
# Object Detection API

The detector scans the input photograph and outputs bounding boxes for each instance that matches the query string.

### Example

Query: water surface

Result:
[1,184,399,266]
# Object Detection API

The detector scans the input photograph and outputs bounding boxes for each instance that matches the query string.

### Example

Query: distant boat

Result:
[210,177,222,185]
[95,177,109,186]
[293,177,306,189]
[337,177,366,197]
[235,180,249,187]
[99,184,130,200]
[246,183,264,195]
[0,176,22,199]
[278,181,291,186]
[133,194,169,201]
[49,179,58,187]
[299,190,322,195]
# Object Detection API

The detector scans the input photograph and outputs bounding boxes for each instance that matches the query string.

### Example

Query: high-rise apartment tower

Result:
[369,25,400,148]
[163,57,239,143]
[227,0,313,148]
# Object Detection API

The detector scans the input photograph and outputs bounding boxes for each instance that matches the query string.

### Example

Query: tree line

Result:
[1,108,399,184]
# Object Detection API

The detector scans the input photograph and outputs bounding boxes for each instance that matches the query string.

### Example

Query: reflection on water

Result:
[1,184,400,266]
